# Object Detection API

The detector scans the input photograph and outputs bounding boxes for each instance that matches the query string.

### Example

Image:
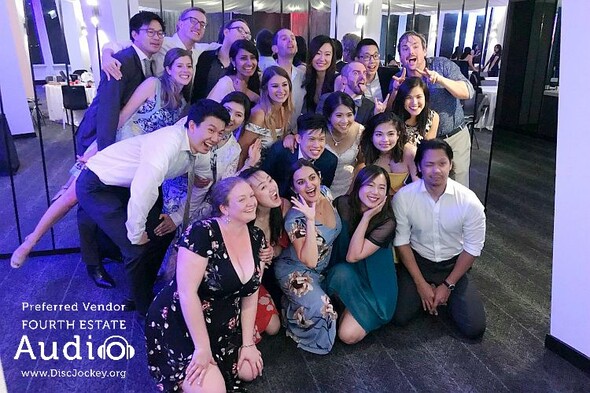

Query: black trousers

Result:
[76,169,174,315]
[393,250,486,338]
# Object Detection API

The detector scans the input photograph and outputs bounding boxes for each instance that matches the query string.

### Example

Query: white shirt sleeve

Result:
[392,191,412,247]
[461,196,486,256]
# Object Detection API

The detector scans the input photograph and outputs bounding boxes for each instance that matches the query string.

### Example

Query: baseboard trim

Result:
[0,247,80,260]
[12,132,37,139]
[545,334,590,374]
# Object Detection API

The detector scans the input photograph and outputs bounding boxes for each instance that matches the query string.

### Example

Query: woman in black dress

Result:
[146,177,265,392]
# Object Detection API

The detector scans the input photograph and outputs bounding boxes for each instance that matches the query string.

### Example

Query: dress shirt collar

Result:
[181,126,195,155]
[418,178,456,198]
[131,43,150,61]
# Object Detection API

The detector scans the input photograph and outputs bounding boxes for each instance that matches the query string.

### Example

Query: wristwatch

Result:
[443,280,455,291]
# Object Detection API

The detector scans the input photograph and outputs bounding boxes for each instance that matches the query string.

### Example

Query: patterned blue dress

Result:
[273,186,342,354]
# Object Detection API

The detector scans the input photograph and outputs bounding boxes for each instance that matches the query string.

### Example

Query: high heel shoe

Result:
[10,235,36,268]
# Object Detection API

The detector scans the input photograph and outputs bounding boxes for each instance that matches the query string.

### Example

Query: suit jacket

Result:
[261,141,338,197]
[377,66,399,102]
[76,46,145,152]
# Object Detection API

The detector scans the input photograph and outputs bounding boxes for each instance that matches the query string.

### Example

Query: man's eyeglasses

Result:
[360,53,380,62]
[228,26,252,38]
[139,28,165,38]
[182,17,207,29]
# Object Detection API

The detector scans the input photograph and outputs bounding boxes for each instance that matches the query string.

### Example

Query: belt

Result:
[442,124,465,139]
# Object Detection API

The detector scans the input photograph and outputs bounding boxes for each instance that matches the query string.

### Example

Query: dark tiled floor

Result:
[1,97,589,391]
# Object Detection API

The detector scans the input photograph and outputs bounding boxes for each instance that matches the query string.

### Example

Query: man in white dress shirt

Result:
[76,100,229,317]
[392,139,487,338]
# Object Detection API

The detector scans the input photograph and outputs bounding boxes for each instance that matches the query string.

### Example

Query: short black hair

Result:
[296,113,328,136]
[129,11,165,41]
[355,38,379,57]
[415,138,454,167]
[221,91,252,124]
[185,99,230,128]
[256,29,274,56]
[323,91,356,118]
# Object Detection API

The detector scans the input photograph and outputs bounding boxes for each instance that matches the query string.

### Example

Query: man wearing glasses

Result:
[355,38,399,103]
[191,18,253,102]
[101,7,220,84]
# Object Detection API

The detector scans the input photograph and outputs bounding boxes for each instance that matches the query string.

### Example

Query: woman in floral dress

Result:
[274,159,342,354]
[146,177,265,392]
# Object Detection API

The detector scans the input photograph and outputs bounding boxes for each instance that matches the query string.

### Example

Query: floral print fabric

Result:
[145,219,265,392]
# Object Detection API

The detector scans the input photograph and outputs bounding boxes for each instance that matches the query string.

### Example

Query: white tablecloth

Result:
[476,85,498,129]
[44,84,97,125]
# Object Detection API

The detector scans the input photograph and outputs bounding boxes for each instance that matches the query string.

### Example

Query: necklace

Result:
[329,128,345,147]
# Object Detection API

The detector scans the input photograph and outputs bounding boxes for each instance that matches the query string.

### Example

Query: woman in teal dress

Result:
[274,159,342,354]
[326,165,397,344]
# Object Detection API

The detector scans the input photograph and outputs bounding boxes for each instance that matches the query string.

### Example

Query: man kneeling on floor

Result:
[391,138,486,338]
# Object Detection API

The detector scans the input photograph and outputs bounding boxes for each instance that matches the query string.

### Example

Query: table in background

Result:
[476,85,498,129]
[44,83,97,126]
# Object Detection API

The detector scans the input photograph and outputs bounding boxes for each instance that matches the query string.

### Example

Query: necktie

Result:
[143,58,154,77]
[182,153,196,229]
[353,97,363,108]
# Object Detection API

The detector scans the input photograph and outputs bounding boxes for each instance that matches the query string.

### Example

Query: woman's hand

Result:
[155,214,177,236]
[185,347,217,386]
[363,198,386,220]
[282,134,297,153]
[245,139,262,168]
[238,345,263,377]
[291,195,316,221]
[258,245,274,268]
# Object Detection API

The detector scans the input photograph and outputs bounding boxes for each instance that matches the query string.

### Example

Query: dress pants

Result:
[393,250,486,338]
[76,168,174,315]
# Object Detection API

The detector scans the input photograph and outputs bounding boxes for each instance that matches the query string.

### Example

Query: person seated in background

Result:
[326,165,398,344]
[337,33,361,73]
[192,18,254,102]
[75,100,229,320]
[318,61,387,126]
[261,113,337,197]
[392,139,487,339]
[355,38,398,103]
[207,39,260,104]
[274,159,342,355]
[256,28,276,72]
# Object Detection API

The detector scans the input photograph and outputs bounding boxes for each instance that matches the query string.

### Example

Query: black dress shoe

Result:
[86,265,116,289]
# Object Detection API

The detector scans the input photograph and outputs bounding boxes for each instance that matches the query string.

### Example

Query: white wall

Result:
[331,0,381,41]
[550,1,590,358]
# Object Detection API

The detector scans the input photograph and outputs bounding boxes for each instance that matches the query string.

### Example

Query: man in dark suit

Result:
[261,113,337,197]
[76,11,165,153]
[74,11,165,290]
[355,38,399,103]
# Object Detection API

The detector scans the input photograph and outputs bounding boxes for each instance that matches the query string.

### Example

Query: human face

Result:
[222,182,258,224]
[372,122,399,153]
[132,20,164,56]
[404,86,426,118]
[223,101,246,134]
[245,171,281,209]
[312,43,333,72]
[225,22,252,45]
[296,129,326,160]
[187,116,226,153]
[166,56,193,86]
[344,62,367,95]
[292,165,321,203]
[267,75,290,104]
[399,35,427,72]
[356,45,380,79]
[273,29,297,58]
[418,148,452,189]
[358,174,388,210]
[329,104,355,134]
[233,49,257,78]
[178,10,207,43]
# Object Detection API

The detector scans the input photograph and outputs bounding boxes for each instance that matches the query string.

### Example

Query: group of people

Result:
[11,8,489,393]
[451,43,502,77]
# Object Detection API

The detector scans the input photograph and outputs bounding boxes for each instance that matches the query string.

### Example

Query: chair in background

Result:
[27,98,46,128]
[463,92,490,150]
[61,85,88,157]
[72,69,87,76]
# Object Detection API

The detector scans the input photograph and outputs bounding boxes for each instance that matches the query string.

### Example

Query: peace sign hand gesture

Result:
[417,67,440,85]
[391,67,407,91]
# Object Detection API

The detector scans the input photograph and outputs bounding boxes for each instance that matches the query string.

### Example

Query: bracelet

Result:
[241,343,256,349]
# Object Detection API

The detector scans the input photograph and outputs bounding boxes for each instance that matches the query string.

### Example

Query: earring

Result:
[223,215,231,224]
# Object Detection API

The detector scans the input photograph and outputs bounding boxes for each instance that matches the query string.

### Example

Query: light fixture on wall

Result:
[354,0,370,38]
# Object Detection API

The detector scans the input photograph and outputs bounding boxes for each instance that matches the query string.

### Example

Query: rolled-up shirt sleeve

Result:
[461,198,486,256]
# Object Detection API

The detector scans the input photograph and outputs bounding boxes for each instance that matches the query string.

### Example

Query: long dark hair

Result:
[323,91,356,119]
[160,48,193,109]
[361,111,405,164]
[347,165,394,235]
[303,35,336,112]
[227,39,261,93]
[288,159,321,198]
[238,167,284,246]
[392,77,431,139]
